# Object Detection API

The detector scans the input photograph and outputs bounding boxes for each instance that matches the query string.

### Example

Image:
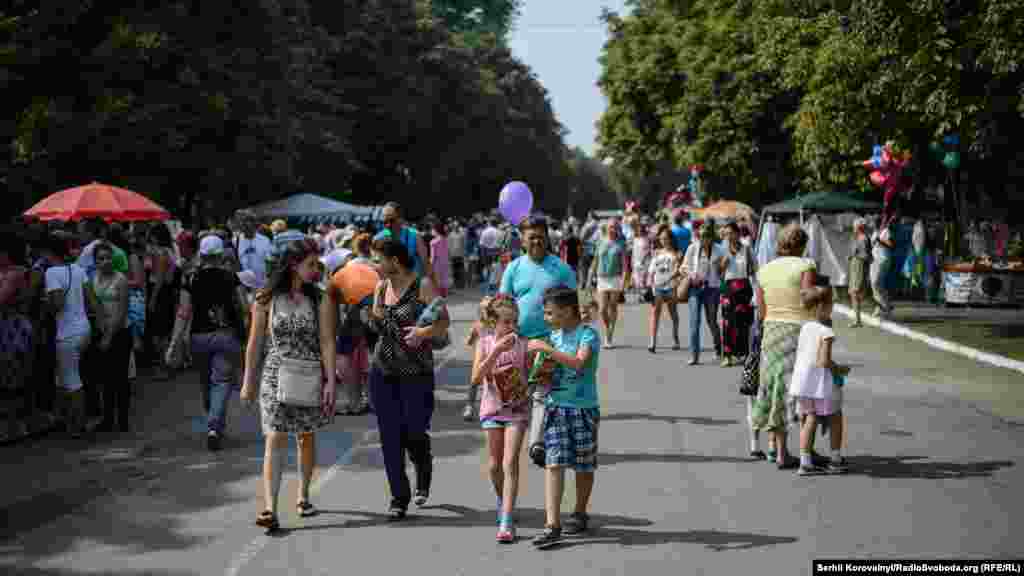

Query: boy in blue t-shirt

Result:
[527,286,601,549]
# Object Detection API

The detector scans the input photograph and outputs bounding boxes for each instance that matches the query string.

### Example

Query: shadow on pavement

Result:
[547,527,799,551]
[283,504,651,533]
[343,429,484,470]
[0,567,199,576]
[599,451,755,466]
[845,455,1015,479]
[283,505,798,551]
[602,413,739,426]
[878,429,913,437]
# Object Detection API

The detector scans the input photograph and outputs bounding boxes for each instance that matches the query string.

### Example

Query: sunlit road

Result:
[2,291,1022,575]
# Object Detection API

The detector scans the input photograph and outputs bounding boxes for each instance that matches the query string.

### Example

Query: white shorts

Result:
[597,276,624,293]
[56,332,91,392]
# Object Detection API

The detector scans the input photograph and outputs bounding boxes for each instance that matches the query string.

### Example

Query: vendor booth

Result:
[247,193,383,225]
[757,191,883,287]
[942,259,1024,306]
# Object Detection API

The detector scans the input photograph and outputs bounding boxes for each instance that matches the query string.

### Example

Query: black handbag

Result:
[642,287,654,304]
[739,323,761,396]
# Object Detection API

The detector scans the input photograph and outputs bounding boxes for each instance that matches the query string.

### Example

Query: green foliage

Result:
[1,0,593,224]
[597,0,1024,206]
[429,0,522,44]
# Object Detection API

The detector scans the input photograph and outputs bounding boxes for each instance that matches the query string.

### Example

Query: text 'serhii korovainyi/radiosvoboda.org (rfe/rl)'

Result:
[813,560,1023,575]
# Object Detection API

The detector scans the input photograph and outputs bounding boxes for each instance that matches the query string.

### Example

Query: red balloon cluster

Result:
[861,143,911,224]
[664,190,691,209]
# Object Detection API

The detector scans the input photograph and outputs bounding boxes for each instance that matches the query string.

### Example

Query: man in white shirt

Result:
[479,219,500,264]
[233,210,272,285]
[448,223,465,289]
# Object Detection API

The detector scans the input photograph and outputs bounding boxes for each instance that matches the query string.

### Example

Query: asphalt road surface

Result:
[1,290,1021,575]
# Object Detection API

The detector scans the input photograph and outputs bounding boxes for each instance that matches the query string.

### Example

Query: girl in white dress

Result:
[789,287,849,476]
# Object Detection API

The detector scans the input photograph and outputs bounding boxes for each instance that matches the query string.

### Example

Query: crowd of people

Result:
[0,199,866,548]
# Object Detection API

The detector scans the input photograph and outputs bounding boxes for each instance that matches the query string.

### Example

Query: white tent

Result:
[756,192,881,287]
[248,193,383,224]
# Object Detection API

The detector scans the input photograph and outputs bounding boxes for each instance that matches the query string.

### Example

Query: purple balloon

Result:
[498,181,533,225]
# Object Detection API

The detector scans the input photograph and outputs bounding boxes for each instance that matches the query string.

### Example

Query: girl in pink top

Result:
[430,222,450,298]
[470,295,529,543]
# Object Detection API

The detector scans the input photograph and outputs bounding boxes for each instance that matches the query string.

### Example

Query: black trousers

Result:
[89,329,133,427]
[369,368,434,508]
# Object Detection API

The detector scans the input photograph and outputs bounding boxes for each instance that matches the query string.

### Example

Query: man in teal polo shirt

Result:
[372,201,436,287]
[499,215,576,339]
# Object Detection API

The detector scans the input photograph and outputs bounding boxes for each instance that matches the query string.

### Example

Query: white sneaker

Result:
[462,405,474,422]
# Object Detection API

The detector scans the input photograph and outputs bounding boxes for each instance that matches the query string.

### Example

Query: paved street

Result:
[2,290,1022,575]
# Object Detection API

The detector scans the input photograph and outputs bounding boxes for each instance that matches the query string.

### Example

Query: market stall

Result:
[757,191,883,286]
[247,193,383,225]
[942,259,1024,306]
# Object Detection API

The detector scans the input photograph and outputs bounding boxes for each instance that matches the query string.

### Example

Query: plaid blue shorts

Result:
[543,405,600,472]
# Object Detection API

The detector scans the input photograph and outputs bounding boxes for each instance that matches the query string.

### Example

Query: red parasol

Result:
[24,182,171,222]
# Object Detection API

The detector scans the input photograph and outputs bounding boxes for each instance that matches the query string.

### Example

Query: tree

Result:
[595,0,1024,216]
[2,0,577,223]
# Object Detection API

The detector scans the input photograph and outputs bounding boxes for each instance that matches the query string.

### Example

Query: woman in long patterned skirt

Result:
[752,223,822,470]
[718,222,755,367]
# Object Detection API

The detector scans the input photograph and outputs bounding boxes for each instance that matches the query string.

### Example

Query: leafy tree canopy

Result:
[596,0,1024,210]
[2,0,618,224]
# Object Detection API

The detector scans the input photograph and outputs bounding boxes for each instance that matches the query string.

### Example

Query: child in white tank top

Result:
[790,288,849,476]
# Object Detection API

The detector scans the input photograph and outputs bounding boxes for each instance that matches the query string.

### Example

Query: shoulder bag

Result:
[271,295,323,407]
[675,252,692,303]
[739,321,761,396]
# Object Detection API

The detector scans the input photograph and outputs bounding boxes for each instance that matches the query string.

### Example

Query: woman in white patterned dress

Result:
[241,236,336,534]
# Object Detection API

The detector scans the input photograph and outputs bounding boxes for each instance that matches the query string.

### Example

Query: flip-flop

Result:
[297,501,318,517]
[256,510,280,533]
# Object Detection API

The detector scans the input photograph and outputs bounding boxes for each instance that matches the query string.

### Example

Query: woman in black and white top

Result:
[717,222,756,367]
[367,237,449,520]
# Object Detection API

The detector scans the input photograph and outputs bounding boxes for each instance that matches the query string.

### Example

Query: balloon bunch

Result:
[664,187,691,210]
[861,142,911,225]
[928,134,960,169]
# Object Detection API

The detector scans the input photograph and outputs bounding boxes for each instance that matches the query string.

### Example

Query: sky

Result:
[508,0,631,158]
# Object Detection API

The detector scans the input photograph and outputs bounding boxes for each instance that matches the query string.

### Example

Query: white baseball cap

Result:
[236,269,264,290]
[199,235,224,257]
[320,248,353,276]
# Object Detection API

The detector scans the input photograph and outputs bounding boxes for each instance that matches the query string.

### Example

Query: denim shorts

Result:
[482,418,526,430]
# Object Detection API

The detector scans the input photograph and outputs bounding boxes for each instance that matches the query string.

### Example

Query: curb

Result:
[833,303,1024,375]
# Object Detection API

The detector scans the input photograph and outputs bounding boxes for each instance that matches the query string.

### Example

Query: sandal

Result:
[255,511,280,533]
[297,501,318,517]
